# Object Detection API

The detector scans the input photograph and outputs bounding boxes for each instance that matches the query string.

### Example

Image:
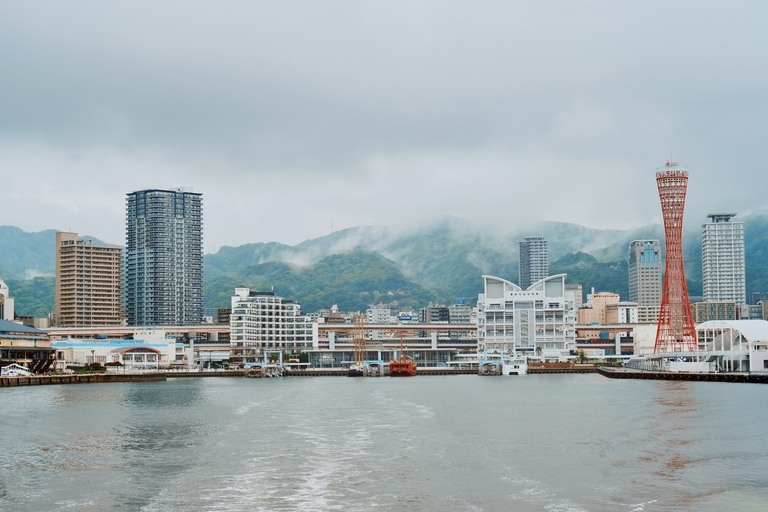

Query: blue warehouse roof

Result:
[0,319,47,335]
[52,339,171,350]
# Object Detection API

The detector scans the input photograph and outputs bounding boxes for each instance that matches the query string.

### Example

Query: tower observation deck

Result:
[654,161,697,352]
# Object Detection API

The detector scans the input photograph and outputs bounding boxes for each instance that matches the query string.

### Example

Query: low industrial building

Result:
[52,329,179,370]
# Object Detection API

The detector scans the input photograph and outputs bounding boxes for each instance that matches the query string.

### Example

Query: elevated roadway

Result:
[47,325,229,340]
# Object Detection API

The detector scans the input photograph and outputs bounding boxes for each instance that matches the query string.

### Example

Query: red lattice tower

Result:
[654,161,698,353]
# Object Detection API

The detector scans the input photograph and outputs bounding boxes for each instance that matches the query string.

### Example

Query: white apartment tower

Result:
[519,236,549,289]
[702,213,746,305]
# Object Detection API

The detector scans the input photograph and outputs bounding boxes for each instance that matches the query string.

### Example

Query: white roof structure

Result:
[697,320,768,344]
[697,320,768,372]
[628,320,768,373]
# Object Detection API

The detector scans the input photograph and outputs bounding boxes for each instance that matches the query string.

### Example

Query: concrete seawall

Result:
[529,366,599,374]
[19,366,759,387]
[281,368,477,377]
[167,370,246,378]
[597,366,768,384]
[1,373,167,387]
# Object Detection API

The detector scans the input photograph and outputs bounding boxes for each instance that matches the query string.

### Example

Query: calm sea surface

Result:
[1,374,766,512]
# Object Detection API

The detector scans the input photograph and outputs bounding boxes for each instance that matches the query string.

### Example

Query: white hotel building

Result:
[229,288,314,365]
[477,274,577,361]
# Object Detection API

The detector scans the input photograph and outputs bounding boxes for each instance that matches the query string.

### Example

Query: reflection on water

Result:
[1,376,767,511]
[633,381,743,510]
[124,380,206,409]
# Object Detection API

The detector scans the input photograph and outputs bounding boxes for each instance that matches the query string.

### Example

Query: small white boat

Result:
[501,356,527,375]
[1,363,33,377]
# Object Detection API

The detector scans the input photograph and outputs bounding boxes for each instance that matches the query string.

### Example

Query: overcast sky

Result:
[2,1,766,252]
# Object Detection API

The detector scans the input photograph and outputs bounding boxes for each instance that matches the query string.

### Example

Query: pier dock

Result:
[1,372,167,387]
[597,366,768,383]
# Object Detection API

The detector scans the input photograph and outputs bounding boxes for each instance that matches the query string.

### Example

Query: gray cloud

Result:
[1,1,766,250]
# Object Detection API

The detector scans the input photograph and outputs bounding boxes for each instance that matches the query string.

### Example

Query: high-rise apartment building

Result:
[702,213,745,305]
[54,232,124,327]
[125,189,203,326]
[519,236,548,289]
[628,240,662,323]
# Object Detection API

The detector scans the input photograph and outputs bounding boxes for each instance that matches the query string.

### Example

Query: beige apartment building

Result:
[578,291,639,326]
[55,232,124,327]
[692,301,738,323]
[578,292,621,325]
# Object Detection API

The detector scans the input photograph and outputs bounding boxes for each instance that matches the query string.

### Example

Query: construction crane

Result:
[349,313,366,376]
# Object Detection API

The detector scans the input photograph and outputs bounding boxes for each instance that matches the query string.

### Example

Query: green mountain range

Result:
[3,214,768,317]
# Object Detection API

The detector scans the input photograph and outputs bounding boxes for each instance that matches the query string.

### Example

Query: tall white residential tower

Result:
[702,213,746,305]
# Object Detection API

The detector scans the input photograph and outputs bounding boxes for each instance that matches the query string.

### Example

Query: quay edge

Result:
[597,366,768,384]
[1,373,168,387]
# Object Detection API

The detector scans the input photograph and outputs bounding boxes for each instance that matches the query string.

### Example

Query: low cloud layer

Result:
[2,1,766,251]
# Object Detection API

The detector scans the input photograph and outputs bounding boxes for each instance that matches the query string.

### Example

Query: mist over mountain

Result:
[0,226,57,279]
[203,217,640,310]
[3,214,768,317]
[201,217,687,311]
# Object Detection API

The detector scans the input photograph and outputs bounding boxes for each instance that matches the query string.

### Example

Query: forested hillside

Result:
[0,226,56,278]
[3,214,768,317]
[205,249,438,313]
[4,276,54,318]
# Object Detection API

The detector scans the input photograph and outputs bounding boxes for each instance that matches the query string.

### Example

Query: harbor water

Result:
[1,374,767,511]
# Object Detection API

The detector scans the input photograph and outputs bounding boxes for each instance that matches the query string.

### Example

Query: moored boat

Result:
[347,365,365,377]
[1,363,33,377]
[389,359,417,377]
[246,365,282,378]
[501,356,527,375]
[390,330,417,376]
